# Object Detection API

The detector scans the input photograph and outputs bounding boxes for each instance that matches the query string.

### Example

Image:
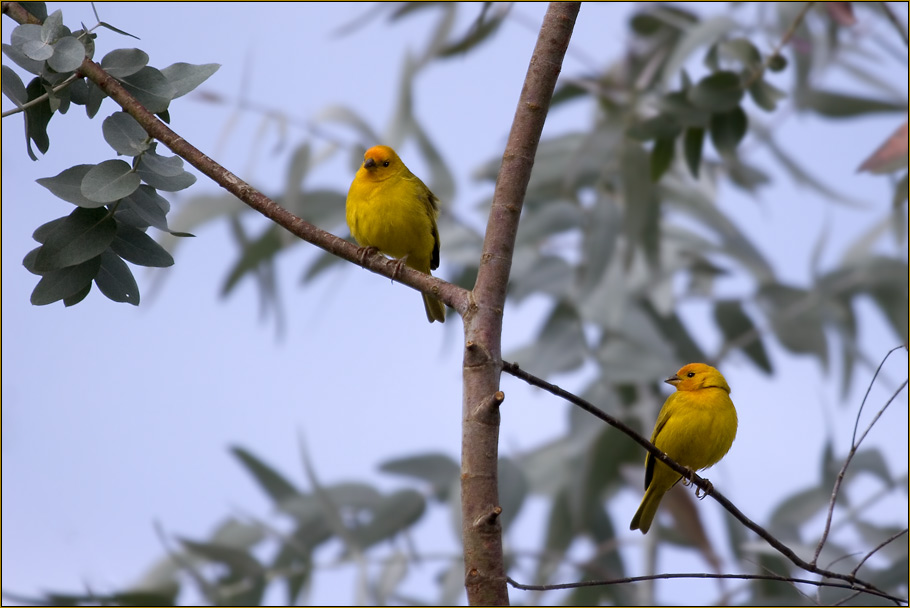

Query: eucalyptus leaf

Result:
[46,36,85,73]
[30,255,101,306]
[688,71,744,112]
[758,283,828,367]
[507,301,586,377]
[1,65,28,105]
[63,282,92,307]
[379,453,459,501]
[348,489,426,551]
[714,299,772,373]
[100,47,149,78]
[110,223,174,268]
[797,88,907,118]
[2,42,45,75]
[34,207,116,271]
[118,66,174,114]
[24,77,52,160]
[116,185,171,231]
[86,78,105,118]
[137,152,196,191]
[683,126,704,177]
[160,61,220,98]
[94,249,140,304]
[102,111,150,156]
[81,159,141,203]
[231,446,302,504]
[710,106,748,156]
[221,226,282,295]
[37,164,100,207]
[651,136,675,181]
[11,23,52,61]
[749,77,786,112]
[22,247,43,275]
[179,538,264,578]
[41,9,65,42]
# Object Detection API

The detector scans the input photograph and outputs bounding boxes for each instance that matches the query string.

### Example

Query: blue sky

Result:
[3,3,907,605]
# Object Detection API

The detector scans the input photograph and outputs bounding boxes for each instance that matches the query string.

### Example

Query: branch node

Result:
[470,392,505,418]
[473,506,502,528]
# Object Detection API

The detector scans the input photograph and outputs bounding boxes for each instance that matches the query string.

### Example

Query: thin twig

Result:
[852,528,909,578]
[851,345,905,446]
[743,1,816,89]
[500,360,893,600]
[506,573,904,603]
[0,72,81,118]
[814,347,908,564]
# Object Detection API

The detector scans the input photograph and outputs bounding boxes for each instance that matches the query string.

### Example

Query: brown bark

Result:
[460,4,579,605]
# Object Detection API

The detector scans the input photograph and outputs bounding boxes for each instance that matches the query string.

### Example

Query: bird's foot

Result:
[694,478,713,499]
[680,466,697,487]
[391,254,410,282]
[357,246,380,267]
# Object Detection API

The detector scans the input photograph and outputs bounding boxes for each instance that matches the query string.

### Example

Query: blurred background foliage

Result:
[5,1,907,605]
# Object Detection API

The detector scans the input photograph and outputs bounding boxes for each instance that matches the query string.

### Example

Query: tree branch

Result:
[460,3,579,605]
[2,2,470,319]
[814,345,908,564]
[500,360,892,600]
[506,573,906,604]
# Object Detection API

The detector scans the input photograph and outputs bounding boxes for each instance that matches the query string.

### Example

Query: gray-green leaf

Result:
[115,185,171,231]
[688,71,744,112]
[34,207,117,271]
[81,159,140,203]
[118,66,174,114]
[160,62,220,98]
[710,106,748,156]
[37,164,102,207]
[1,65,27,105]
[30,255,101,306]
[102,111,150,156]
[94,250,140,305]
[46,36,85,73]
[100,48,149,78]
[137,153,196,191]
[110,222,174,268]
[11,23,52,61]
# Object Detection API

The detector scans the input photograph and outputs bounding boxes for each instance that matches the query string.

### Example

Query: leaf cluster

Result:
[3,3,219,305]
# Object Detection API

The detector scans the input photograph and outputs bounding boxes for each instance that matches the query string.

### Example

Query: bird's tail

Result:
[423,292,446,323]
[629,489,662,534]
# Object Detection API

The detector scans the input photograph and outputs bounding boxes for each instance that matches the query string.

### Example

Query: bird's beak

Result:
[363,157,376,169]
[664,374,681,387]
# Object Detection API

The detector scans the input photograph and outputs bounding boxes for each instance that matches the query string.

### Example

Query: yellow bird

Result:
[346,145,445,323]
[630,363,738,534]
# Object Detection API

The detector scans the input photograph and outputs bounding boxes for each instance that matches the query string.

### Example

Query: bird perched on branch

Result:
[630,363,738,534]
[346,145,445,323]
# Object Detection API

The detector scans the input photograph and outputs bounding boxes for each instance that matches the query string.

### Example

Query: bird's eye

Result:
[383,161,390,167]
[687,372,695,378]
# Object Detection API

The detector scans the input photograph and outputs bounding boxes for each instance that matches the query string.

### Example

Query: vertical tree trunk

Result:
[460,4,580,605]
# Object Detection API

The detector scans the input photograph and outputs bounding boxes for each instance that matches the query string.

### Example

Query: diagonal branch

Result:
[2,1,470,319]
[500,360,891,599]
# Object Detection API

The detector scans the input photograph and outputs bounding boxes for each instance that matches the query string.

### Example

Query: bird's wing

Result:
[644,396,677,490]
